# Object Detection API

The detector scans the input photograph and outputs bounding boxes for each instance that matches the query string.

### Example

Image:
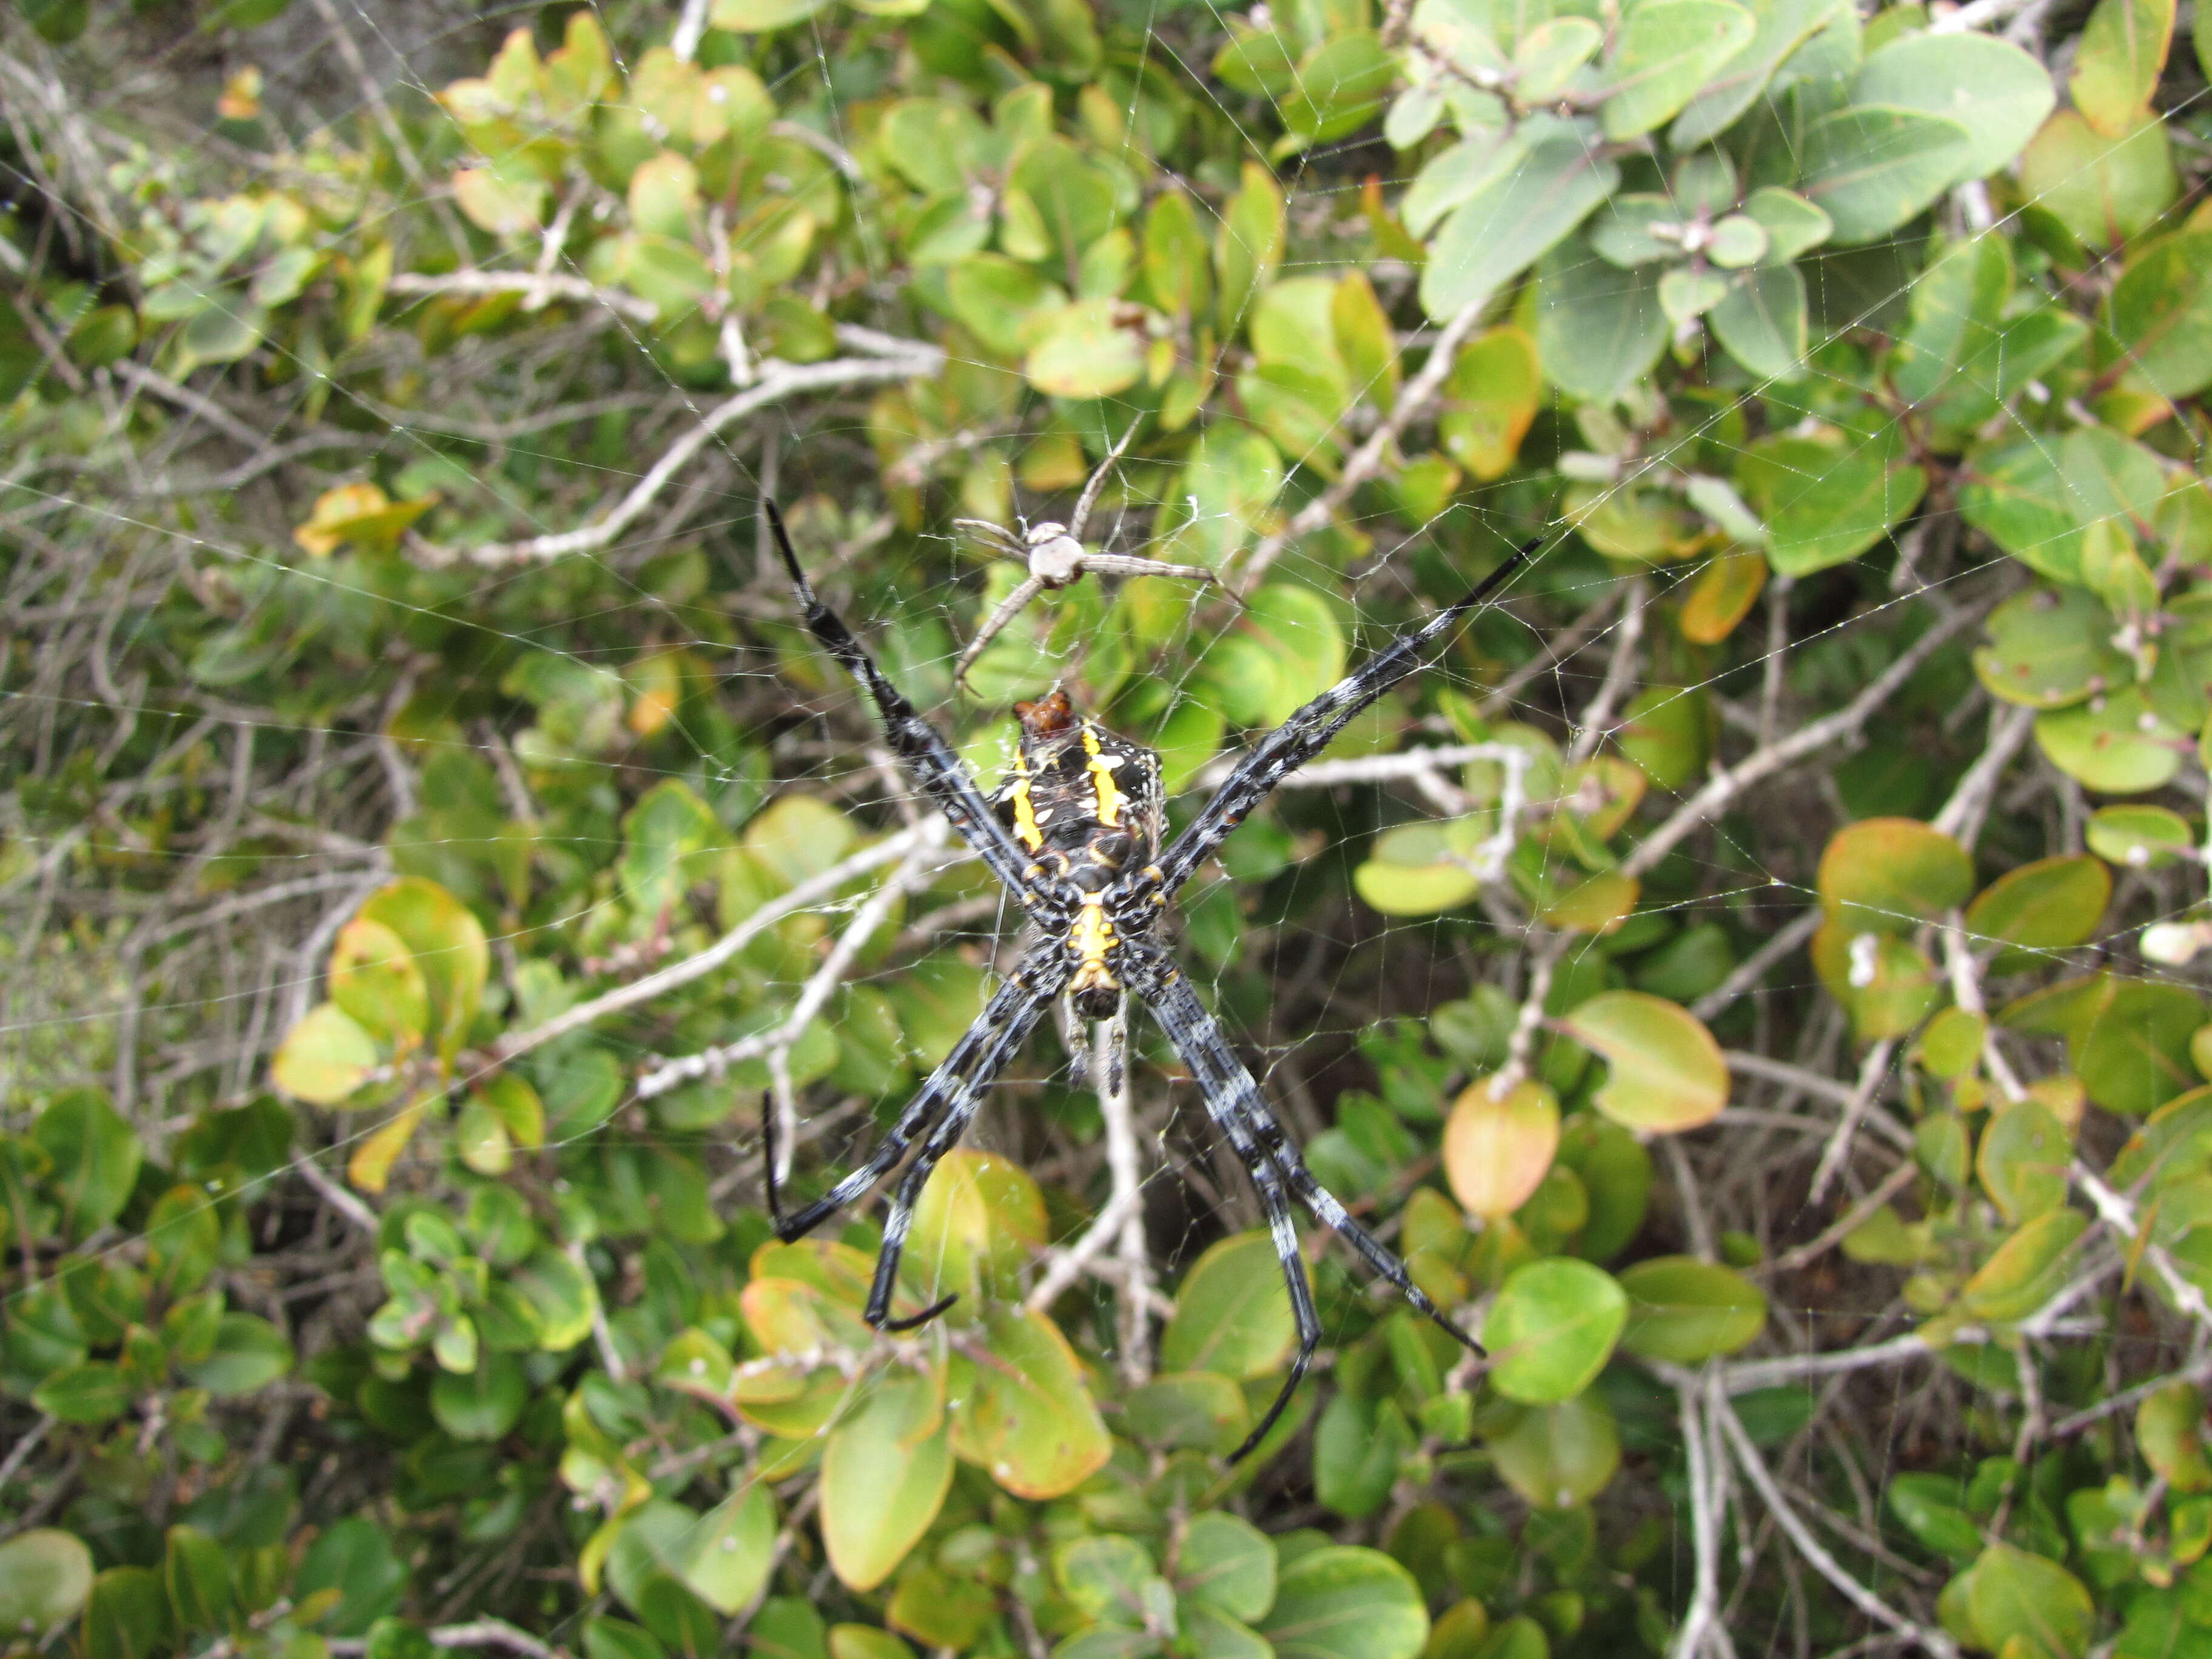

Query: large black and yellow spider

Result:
[761,499,1531,1460]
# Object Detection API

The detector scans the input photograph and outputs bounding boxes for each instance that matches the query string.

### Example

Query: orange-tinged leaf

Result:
[1679,549,1768,644]
[348,1099,425,1193]
[953,1307,1110,1499]
[1817,817,1973,934]
[1444,1078,1561,1219]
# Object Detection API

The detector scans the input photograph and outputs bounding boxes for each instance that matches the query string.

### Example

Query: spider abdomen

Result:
[991,691,1165,876]
[988,689,1165,1018]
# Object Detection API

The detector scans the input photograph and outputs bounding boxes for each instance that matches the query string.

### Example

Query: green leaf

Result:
[1125,1371,1250,1453]
[907,1147,1047,1308]
[271,1002,381,1107]
[1852,33,2056,184]
[1559,991,1729,1133]
[1179,1513,1277,1623]
[1480,1393,1621,1509]
[2138,1384,2212,1492]
[82,1568,172,1659]
[164,1526,232,1633]
[945,255,1065,358]
[1817,817,1972,934]
[1708,262,1808,380]
[32,1088,141,1240]
[1972,586,2125,710]
[1669,0,1849,148]
[1601,0,1757,138]
[1735,434,1925,576]
[626,152,699,241]
[820,1371,951,1591]
[2034,688,2185,794]
[1161,1230,1299,1379]
[953,1305,1110,1500]
[330,918,429,1047]
[1888,1475,1984,1563]
[146,1185,221,1298]
[1617,1257,1767,1361]
[359,878,486,1060]
[1965,1543,2094,1659]
[452,167,543,236]
[2019,110,2177,249]
[679,1483,777,1614]
[2105,231,2212,401]
[1315,1392,1413,1517]
[0,1529,95,1633]
[2071,977,2205,1115]
[1974,1101,2069,1224]
[1958,1208,2090,1323]
[1533,243,1667,401]
[1284,31,1397,142]
[620,779,722,919]
[1483,1259,1627,1403]
[1419,139,1621,321]
[1024,300,1146,400]
[1795,106,1972,243]
[295,1517,406,1637]
[2070,0,2174,136]
[430,1352,526,1441]
[511,1247,598,1352]
[2088,803,2196,868]
[1740,187,1832,263]
[1965,856,2110,951]
[1055,1533,1156,1623]
[1258,1546,1428,1659]
[1515,18,1603,100]
[1961,447,2090,587]
[180,1313,295,1397]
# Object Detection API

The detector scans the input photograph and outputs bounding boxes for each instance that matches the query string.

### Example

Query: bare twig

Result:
[1623,599,1991,880]
[489,825,953,1071]
[412,340,944,568]
[633,819,955,1104]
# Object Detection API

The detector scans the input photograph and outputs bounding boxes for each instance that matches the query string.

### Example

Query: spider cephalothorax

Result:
[762,498,1532,1460]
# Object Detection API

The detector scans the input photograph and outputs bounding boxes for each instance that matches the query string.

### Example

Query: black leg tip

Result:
[762,498,807,590]
[880,1291,959,1333]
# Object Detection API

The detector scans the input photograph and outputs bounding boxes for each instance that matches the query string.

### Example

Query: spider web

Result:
[0,0,2205,1648]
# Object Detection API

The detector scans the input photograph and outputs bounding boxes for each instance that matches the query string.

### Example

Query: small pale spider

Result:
[950,420,1222,691]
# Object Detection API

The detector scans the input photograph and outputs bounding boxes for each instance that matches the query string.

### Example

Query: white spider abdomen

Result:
[1029,532,1085,586]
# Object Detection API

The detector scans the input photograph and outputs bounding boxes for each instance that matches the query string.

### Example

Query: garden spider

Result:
[763,499,1531,1461]
[950,420,1222,691]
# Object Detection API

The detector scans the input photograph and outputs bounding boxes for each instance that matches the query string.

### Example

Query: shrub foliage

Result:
[8,0,2212,1657]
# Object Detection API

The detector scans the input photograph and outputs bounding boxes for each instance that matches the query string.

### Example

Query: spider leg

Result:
[1057,993,1093,1093]
[763,953,1062,1247]
[1128,950,1480,1461]
[1078,554,1224,585]
[953,518,1030,560]
[1151,538,1540,898]
[1066,415,1144,547]
[766,501,1043,900]
[865,1025,1036,1329]
[952,572,1048,691]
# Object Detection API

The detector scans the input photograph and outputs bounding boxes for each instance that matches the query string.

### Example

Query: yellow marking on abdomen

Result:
[1069,894,1119,991]
[1081,724,1124,828]
[1008,753,1043,851]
